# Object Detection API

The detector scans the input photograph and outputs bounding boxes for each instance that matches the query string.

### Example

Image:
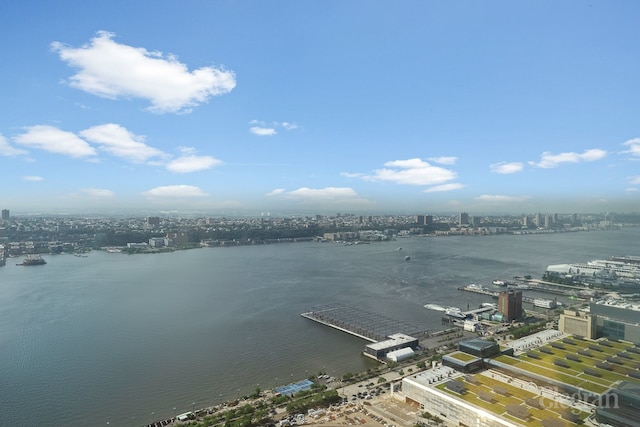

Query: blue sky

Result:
[1,1,638,215]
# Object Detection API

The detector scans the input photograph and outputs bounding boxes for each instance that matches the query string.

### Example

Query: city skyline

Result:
[1,2,639,215]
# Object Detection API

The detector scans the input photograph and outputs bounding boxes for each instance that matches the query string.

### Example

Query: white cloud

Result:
[249,120,298,135]
[267,187,366,203]
[424,183,464,193]
[52,31,236,114]
[80,123,166,163]
[340,172,365,178]
[166,148,223,173]
[23,176,44,182]
[142,185,208,198]
[622,138,640,158]
[490,161,523,174]
[357,158,456,186]
[80,188,115,198]
[14,125,97,158]
[250,126,277,136]
[0,134,28,156]
[266,188,286,197]
[474,195,530,202]
[428,156,457,165]
[625,188,638,192]
[629,176,640,185]
[529,149,607,168]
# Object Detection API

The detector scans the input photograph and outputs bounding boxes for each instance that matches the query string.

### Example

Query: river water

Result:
[1,228,638,426]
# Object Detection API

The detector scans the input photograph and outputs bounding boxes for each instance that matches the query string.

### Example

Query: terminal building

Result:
[363,333,418,361]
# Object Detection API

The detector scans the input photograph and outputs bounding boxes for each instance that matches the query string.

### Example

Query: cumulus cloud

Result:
[52,31,236,114]
[80,123,166,163]
[622,138,640,158]
[424,183,464,193]
[249,120,298,135]
[529,149,606,168]
[250,126,277,136]
[14,125,97,158]
[0,134,28,156]
[23,176,44,182]
[428,156,457,165]
[356,158,456,186]
[142,185,208,198]
[166,147,222,173]
[80,188,115,198]
[474,195,530,202]
[490,161,524,174]
[628,176,640,185]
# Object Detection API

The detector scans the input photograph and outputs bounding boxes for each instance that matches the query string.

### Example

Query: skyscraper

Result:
[1,209,9,221]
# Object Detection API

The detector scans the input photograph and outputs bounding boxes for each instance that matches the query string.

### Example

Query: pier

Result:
[301,303,430,342]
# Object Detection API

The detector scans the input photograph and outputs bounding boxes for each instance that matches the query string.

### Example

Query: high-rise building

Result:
[534,212,542,227]
[522,215,529,227]
[498,290,522,322]
[415,215,426,225]
[1,209,9,221]
[458,212,469,226]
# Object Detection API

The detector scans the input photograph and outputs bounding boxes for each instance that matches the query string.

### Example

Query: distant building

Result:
[415,215,425,225]
[522,215,529,227]
[1,209,9,221]
[534,212,542,227]
[498,290,522,322]
[458,212,469,226]
[149,237,165,248]
[147,216,160,226]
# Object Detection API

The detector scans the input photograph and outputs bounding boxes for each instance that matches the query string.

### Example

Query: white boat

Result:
[445,307,466,319]
[533,298,557,309]
[481,302,497,309]
[492,279,506,286]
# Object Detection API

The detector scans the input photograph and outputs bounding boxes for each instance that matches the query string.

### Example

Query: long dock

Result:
[301,303,430,342]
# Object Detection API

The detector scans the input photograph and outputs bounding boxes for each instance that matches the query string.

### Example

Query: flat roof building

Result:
[363,333,418,361]
[498,290,522,322]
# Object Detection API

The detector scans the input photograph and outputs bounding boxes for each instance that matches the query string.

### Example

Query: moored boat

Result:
[17,255,46,266]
